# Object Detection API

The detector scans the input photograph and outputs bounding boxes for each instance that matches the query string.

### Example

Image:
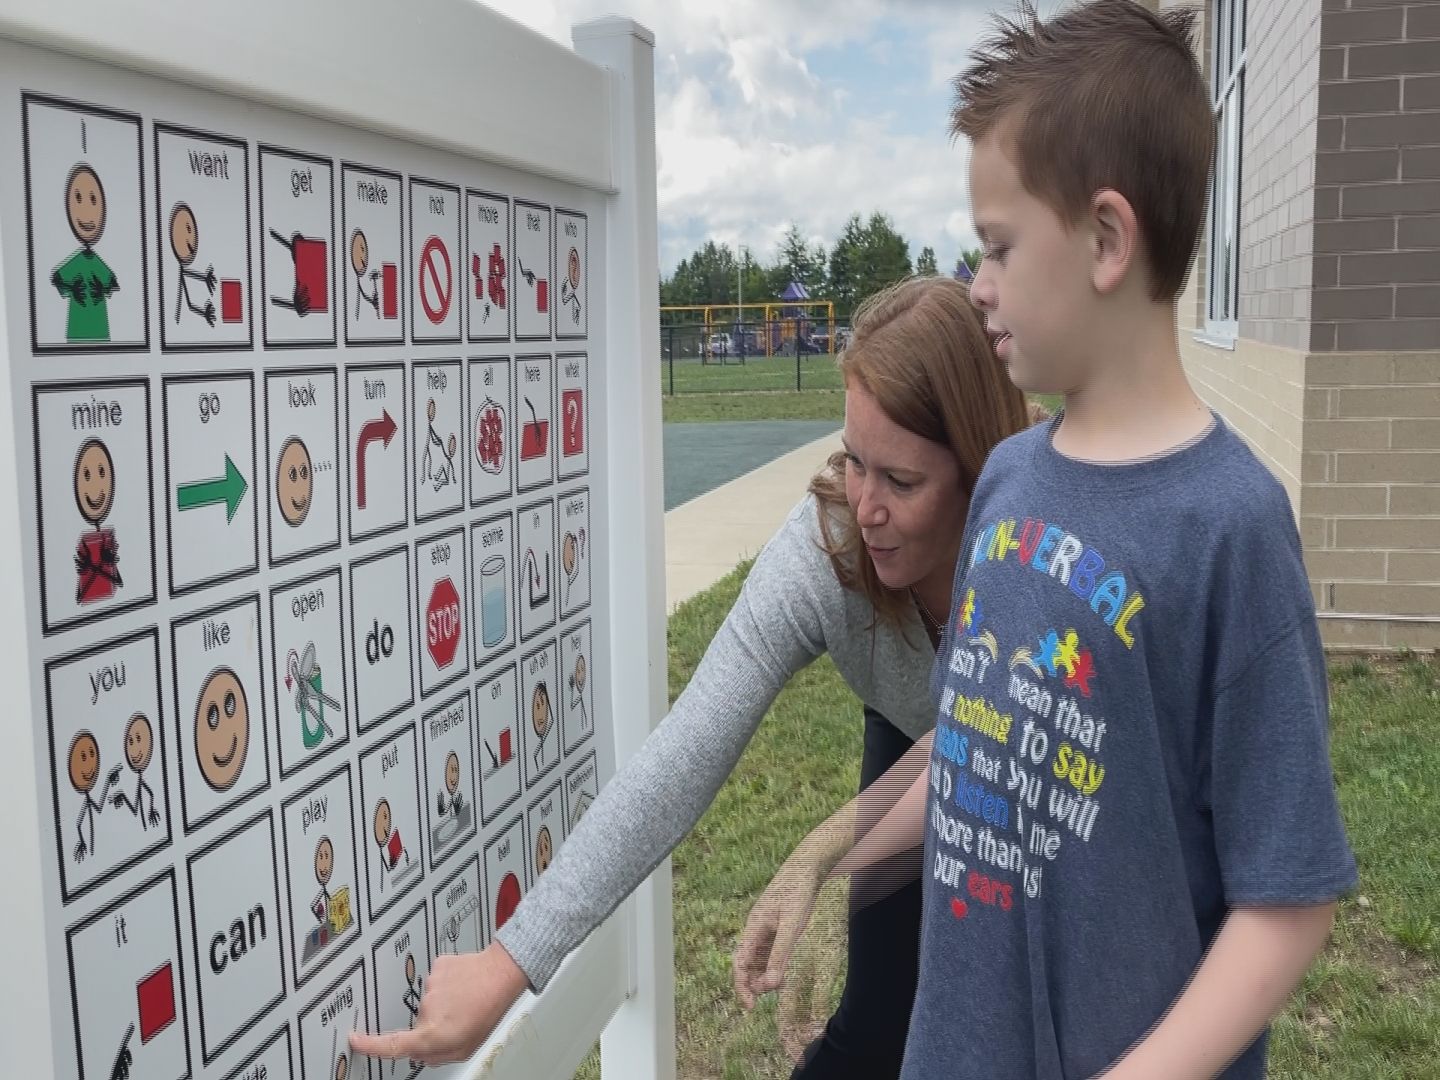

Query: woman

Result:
[353,275,1040,1076]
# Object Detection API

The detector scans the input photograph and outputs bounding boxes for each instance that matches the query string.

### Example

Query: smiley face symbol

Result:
[350,229,369,276]
[65,164,106,247]
[315,836,335,886]
[445,751,461,795]
[567,247,580,290]
[531,681,551,740]
[276,436,313,527]
[169,202,199,267]
[195,666,249,792]
[68,731,101,794]
[73,438,115,527]
[535,824,553,875]
[562,532,578,581]
[373,798,393,847]
[124,713,154,772]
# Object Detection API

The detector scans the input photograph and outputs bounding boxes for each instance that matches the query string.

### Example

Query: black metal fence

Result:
[658,320,852,395]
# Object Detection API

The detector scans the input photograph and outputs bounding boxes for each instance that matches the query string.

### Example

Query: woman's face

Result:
[842,383,967,594]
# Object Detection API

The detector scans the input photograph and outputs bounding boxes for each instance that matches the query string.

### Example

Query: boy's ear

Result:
[1089,189,1139,295]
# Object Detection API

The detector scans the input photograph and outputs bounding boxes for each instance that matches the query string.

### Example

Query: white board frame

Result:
[0,2,671,1078]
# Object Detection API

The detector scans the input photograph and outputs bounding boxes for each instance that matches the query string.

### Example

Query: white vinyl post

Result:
[571,17,675,1080]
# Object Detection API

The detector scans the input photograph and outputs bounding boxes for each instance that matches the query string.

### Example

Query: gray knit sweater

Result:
[494,492,938,990]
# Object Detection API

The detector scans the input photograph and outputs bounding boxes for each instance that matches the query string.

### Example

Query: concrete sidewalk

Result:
[664,428,844,611]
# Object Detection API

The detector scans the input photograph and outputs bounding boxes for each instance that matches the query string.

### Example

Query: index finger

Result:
[349,1026,428,1061]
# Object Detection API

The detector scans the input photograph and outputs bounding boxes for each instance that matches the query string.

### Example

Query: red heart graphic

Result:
[950,896,968,919]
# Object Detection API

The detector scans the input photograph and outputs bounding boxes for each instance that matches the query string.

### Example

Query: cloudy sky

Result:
[482,0,1061,277]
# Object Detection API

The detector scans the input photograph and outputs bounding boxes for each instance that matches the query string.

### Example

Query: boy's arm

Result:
[828,760,930,880]
[1096,903,1336,1080]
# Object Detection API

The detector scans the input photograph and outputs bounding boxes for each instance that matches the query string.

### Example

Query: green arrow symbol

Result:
[177,454,248,522]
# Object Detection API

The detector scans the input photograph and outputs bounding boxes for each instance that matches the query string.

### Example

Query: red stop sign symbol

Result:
[426,577,462,670]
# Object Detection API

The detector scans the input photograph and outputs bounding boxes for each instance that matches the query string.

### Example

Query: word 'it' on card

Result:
[65,869,191,1080]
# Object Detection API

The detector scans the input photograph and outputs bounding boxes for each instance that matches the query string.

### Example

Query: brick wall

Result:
[1306,1,1440,651]
[1177,0,1314,496]
[1314,0,1440,351]
[1241,0,1325,351]
[1176,0,1440,652]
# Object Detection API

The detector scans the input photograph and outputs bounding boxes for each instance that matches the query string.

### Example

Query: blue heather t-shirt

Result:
[902,413,1358,1079]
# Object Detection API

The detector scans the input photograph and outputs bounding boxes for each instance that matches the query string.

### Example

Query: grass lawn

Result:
[661,354,845,395]
[577,565,1440,1079]
[661,389,1063,425]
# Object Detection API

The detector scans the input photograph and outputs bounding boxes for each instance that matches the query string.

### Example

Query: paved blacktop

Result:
[663,422,844,611]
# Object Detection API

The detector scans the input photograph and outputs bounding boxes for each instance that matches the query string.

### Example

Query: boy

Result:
[839,2,1357,1076]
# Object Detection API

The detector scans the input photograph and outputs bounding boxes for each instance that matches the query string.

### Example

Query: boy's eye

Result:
[845,453,864,472]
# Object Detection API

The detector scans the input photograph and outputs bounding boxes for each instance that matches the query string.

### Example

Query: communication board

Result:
[0,4,671,1079]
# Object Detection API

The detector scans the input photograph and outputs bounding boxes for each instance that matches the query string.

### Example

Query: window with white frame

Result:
[1206,0,1245,340]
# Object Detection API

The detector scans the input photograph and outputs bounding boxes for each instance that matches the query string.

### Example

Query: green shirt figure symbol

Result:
[52,247,118,343]
[53,164,119,343]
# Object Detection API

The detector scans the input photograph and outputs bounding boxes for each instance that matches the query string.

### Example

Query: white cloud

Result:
[476,0,1028,275]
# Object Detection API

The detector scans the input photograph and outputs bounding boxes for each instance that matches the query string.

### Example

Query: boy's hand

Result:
[733,851,826,1009]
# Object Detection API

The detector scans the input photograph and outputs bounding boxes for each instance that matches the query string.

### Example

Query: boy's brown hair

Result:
[951,0,1215,301]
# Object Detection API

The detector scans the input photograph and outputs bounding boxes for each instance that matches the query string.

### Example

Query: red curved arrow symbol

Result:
[356,409,397,509]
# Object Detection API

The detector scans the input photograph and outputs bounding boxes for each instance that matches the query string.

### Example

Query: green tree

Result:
[826,213,867,316]
[957,248,984,277]
[916,246,939,276]
[846,212,912,311]
[772,222,827,297]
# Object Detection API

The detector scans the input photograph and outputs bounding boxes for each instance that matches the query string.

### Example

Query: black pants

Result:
[791,707,923,1079]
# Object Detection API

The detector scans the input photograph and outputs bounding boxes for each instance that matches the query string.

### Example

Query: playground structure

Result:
[660,293,836,360]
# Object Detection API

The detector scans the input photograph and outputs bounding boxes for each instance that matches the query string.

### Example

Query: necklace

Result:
[911,588,943,634]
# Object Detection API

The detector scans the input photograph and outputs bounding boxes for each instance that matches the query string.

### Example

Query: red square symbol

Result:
[136,962,177,1044]
[561,389,584,457]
